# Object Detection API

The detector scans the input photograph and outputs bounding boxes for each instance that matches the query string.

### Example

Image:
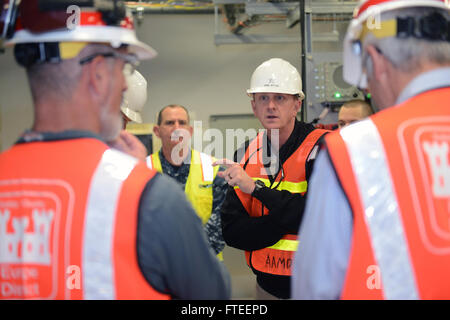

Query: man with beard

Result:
[0,1,230,300]
[292,0,450,299]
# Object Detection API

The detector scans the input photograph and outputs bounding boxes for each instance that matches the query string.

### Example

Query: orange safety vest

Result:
[326,87,450,299]
[235,129,328,276]
[0,138,170,300]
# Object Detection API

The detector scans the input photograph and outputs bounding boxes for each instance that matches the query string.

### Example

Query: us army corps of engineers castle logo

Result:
[0,180,67,299]
[0,209,53,265]
[399,117,450,255]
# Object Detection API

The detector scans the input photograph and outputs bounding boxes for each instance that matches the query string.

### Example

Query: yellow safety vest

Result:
[146,150,224,260]
[147,150,219,224]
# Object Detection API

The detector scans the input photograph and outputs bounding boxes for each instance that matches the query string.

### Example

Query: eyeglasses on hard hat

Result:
[79,50,139,76]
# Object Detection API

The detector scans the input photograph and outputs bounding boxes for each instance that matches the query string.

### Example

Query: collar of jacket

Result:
[16,129,103,144]
[261,119,316,168]
[158,148,191,183]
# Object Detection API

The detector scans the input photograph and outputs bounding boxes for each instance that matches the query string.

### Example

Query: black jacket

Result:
[220,120,326,298]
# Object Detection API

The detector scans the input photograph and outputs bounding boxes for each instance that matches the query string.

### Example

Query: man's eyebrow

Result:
[163,119,188,124]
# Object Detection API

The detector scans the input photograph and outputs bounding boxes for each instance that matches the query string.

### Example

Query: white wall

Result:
[137,14,302,126]
[0,50,33,150]
[0,14,302,150]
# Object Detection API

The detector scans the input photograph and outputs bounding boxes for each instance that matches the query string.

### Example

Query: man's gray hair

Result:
[363,6,450,73]
[26,43,116,104]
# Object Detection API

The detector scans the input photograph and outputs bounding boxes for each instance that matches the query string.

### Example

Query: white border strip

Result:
[146,155,153,169]
[199,152,214,182]
[82,149,138,300]
[340,119,419,300]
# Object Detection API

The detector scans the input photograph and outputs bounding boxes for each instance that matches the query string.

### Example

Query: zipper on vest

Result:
[248,250,257,272]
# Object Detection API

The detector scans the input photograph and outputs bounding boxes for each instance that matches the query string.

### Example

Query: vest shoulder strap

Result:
[193,150,218,182]
[299,128,329,160]
[147,152,163,172]
[83,148,140,299]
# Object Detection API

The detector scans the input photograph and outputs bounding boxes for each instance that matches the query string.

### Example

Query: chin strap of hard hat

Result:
[14,42,94,67]
[14,42,61,67]
[397,12,450,41]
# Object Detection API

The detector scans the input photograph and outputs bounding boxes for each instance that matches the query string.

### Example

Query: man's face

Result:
[367,75,387,112]
[338,106,365,128]
[251,93,300,131]
[154,107,193,150]
[364,45,397,112]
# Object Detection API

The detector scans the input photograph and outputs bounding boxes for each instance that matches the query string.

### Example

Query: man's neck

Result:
[391,62,450,108]
[161,145,190,167]
[267,119,296,149]
[32,98,100,134]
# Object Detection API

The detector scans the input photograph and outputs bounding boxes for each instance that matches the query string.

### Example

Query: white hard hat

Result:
[3,0,156,61]
[121,70,147,123]
[247,58,305,100]
[343,0,449,88]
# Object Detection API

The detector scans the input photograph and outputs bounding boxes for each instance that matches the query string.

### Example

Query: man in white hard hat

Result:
[108,70,150,162]
[121,69,147,128]
[0,0,230,300]
[215,58,329,299]
[292,0,450,299]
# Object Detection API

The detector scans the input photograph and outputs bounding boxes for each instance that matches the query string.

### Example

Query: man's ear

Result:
[295,98,302,114]
[251,99,257,114]
[153,125,161,138]
[365,45,387,82]
[86,56,110,103]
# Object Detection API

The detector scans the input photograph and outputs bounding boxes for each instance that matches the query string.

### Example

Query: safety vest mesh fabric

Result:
[235,129,328,276]
[326,87,450,299]
[0,138,169,300]
[147,150,219,225]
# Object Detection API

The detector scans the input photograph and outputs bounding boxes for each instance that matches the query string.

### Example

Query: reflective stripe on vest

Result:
[146,154,162,172]
[185,150,217,224]
[83,149,138,300]
[340,119,419,300]
[198,152,214,182]
[267,238,299,251]
[234,177,307,194]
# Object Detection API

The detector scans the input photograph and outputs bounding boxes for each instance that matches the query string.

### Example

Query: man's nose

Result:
[268,98,277,109]
[122,73,128,93]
